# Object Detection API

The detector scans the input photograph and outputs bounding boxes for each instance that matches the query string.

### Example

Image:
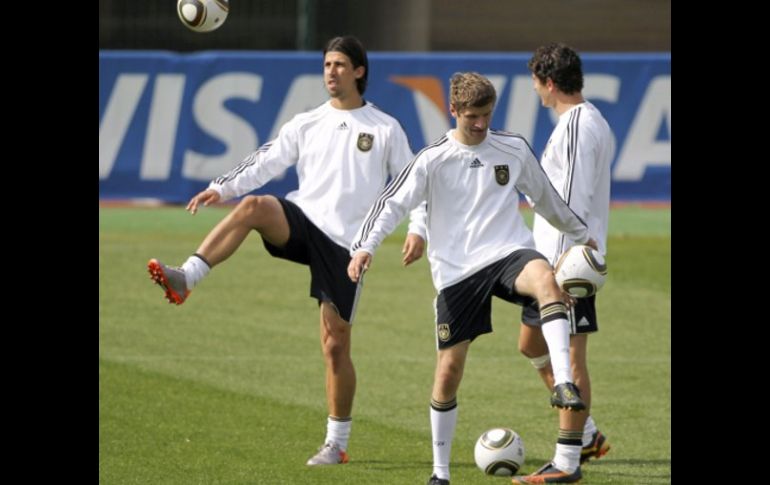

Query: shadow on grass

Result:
[583,458,671,483]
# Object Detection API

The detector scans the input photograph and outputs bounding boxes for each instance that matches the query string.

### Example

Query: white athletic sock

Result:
[583,415,597,446]
[430,400,457,480]
[181,254,210,289]
[541,318,572,385]
[325,416,352,451]
[552,443,581,474]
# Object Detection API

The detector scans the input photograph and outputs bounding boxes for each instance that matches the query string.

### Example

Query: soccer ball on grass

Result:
[474,427,525,476]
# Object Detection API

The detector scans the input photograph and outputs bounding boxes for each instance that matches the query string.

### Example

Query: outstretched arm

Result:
[208,122,301,201]
[517,146,589,244]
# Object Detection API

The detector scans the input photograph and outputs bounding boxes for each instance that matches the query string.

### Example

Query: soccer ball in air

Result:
[474,428,525,476]
[177,0,229,33]
[554,244,607,298]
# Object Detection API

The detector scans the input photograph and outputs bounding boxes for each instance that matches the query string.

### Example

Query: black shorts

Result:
[434,249,545,349]
[521,295,598,334]
[262,198,361,323]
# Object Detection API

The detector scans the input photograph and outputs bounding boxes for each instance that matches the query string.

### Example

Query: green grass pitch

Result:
[99,205,670,484]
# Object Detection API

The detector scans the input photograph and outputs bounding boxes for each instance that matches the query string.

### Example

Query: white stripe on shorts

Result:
[348,271,365,325]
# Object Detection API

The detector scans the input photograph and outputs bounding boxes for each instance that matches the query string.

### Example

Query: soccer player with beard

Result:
[147,35,427,466]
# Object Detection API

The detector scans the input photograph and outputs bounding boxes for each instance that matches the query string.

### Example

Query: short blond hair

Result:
[449,72,497,112]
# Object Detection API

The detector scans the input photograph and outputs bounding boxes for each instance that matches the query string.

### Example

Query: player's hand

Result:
[585,237,598,251]
[348,252,372,282]
[561,289,576,308]
[401,233,425,266]
[186,189,221,215]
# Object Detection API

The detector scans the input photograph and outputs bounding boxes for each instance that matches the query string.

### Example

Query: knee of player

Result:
[236,195,275,225]
[436,361,463,383]
[530,270,562,303]
[322,338,350,361]
[235,194,261,216]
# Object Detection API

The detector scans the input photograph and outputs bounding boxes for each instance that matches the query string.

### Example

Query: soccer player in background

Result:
[348,72,594,485]
[512,43,615,484]
[147,35,427,466]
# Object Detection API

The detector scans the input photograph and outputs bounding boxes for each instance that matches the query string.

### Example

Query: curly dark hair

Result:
[324,35,369,95]
[527,43,584,95]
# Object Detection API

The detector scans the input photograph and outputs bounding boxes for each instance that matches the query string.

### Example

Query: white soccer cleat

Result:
[306,442,349,466]
[147,258,190,305]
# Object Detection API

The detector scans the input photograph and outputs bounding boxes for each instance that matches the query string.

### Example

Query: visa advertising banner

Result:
[99,51,670,202]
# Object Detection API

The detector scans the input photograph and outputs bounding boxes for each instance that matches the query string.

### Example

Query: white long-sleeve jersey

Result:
[531,102,615,264]
[207,100,427,249]
[352,129,589,291]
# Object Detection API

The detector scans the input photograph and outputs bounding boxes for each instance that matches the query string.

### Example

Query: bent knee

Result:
[436,361,463,384]
[235,195,281,226]
[234,195,262,221]
[536,275,562,303]
[526,262,562,302]
[238,195,262,209]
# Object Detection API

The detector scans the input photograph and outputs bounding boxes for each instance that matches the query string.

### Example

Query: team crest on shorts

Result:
[437,323,451,342]
[494,165,510,185]
[357,133,374,152]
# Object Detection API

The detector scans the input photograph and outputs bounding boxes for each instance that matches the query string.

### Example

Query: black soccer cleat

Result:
[580,430,610,464]
[512,461,582,483]
[550,382,586,411]
[427,474,449,485]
